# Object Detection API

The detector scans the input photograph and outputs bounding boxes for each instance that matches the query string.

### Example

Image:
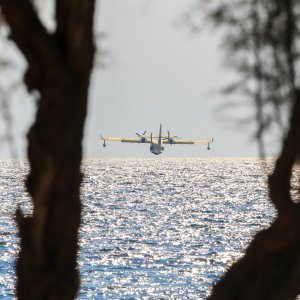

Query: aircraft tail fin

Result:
[158,124,162,145]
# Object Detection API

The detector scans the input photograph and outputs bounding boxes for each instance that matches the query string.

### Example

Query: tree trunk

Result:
[0,1,96,298]
[209,91,300,299]
[17,70,88,299]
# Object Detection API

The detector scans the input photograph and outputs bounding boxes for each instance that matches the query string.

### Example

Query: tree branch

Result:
[0,0,61,90]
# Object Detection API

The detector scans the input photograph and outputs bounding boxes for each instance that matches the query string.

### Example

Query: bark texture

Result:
[209,91,300,299]
[0,1,95,299]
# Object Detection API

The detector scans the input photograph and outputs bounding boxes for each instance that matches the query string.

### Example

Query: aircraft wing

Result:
[193,139,214,144]
[162,139,193,145]
[120,138,151,143]
[163,138,214,145]
[101,136,151,143]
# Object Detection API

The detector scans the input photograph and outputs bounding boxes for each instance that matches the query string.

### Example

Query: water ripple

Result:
[79,158,275,299]
[0,158,275,299]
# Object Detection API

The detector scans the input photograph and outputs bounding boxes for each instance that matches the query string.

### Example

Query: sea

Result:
[0,158,276,299]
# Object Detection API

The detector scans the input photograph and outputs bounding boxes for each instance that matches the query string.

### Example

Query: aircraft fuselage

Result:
[150,143,164,155]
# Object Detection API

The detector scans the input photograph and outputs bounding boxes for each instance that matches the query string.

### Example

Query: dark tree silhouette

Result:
[186,0,300,298]
[0,1,96,299]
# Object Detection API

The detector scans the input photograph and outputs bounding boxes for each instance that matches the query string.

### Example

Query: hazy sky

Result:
[85,0,258,158]
[1,0,260,159]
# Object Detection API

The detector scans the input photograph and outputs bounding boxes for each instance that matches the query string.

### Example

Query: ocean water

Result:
[0,158,276,299]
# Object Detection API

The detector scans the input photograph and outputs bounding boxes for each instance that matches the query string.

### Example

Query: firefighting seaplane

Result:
[101,124,214,155]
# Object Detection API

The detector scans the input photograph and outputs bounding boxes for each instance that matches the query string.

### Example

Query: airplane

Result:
[101,124,214,155]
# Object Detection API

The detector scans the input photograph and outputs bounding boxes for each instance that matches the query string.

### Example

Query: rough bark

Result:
[0,1,95,299]
[208,91,300,299]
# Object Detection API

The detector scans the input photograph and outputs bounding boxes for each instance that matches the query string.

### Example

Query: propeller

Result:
[136,130,148,143]
[162,130,180,143]
[136,130,147,137]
